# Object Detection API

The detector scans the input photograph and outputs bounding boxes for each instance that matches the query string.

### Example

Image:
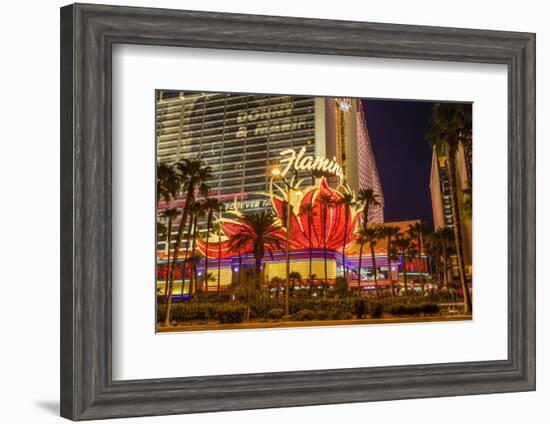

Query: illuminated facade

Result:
[156,91,385,293]
[429,144,473,278]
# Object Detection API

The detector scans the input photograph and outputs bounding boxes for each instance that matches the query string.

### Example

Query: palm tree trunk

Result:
[370,243,379,299]
[255,256,262,283]
[323,205,328,291]
[308,215,313,296]
[387,235,394,296]
[181,209,195,296]
[443,250,449,287]
[238,249,243,286]
[417,235,424,293]
[342,209,349,288]
[448,154,472,313]
[165,187,194,326]
[217,232,221,292]
[204,211,212,293]
[402,250,409,292]
[163,217,173,301]
[357,242,364,295]
[191,214,199,294]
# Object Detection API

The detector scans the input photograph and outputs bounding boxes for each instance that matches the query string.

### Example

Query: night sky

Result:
[361,99,435,229]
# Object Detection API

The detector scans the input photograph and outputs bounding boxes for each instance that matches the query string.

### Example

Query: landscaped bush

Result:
[157,305,167,323]
[420,302,440,315]
[267,308,284,321]
[292,309,315,321]
[254,300,283,319]
[353,298,368,319]
[334,310,353,320]
[216,304,247,324]
[389,303,407,316]
[406,305,421,316]
[370,302,384,319]
[314,310,330,320]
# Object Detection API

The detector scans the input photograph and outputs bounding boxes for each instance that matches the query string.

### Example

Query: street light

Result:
[271,167,282,176]
[271,166,301,317]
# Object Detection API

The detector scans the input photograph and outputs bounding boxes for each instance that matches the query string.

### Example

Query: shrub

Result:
[216,304,247,324]
[406,304,421,316]
[333,276,350,296]
[334,311,353,320]
[292,309,315,321]
[370,302,384,319]
[389,303,407,316]
[253,300,280,320]
[267,308,284,321]
[157,305,167,323]
[420,302,440,315]
[193,304,210,323]
[314,310,330,321]
[353,298,368,318]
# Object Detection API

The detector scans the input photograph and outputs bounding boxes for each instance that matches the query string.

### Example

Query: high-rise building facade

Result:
[156,91,385,293]
[429,144,473,277]
[156,91,316,214]
[156,91,384,246]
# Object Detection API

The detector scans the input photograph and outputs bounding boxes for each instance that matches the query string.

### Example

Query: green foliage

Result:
[389,303,420,316]
[314,310,330,321]
[169,302,213,323]
[388,303,407,316]
[353,298,368,318]
[292,309,316,321]
[216,304,247,324]
[158,295,442,326]
[157,305,167,323]
[333,276,349,296]
[332,310,353,320]
[289,271,302,281]
[370,302,384,319]
[420,302,440,315]
[388,302,439,317]
[267,308,284,321]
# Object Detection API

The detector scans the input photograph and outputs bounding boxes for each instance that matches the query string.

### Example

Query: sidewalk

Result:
[157,314,471,333]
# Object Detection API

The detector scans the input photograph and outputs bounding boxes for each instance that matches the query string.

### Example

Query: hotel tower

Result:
[156,91,385,292]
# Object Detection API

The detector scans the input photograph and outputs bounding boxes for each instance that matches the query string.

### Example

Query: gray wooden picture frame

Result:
[60,3,536,421]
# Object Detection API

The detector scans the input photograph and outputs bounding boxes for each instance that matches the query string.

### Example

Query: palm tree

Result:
[394,234,412,293]
[299,202,316,286]
[270,276,284,299]
[357,188,380,228]
[186,253,203,296]
[364,227,382,298]
[164,159,211,327]
[210,221,223,292]
[202,198,223,293]
[226,239,246,294]
[289,271,302,296]
[379,225,400,296]
[188,201,206,296]
[228,212,284,284]
[156,163,179,206]
[355,227,369,294]
[338,192,355,285]
[159,208,180,300]
[407,222,428,293]
[428,103,472,313]
[461,182,472,221]
[432,227,455,288]
[179,198,198,297]
[319,193,335,289]
[423,235,441,288]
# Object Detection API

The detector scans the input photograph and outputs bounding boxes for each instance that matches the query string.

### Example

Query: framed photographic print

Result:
[60,3,535,420]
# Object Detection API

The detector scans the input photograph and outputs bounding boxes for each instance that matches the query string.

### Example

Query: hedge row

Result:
[158,300,441,325]
[157,303,248,324]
